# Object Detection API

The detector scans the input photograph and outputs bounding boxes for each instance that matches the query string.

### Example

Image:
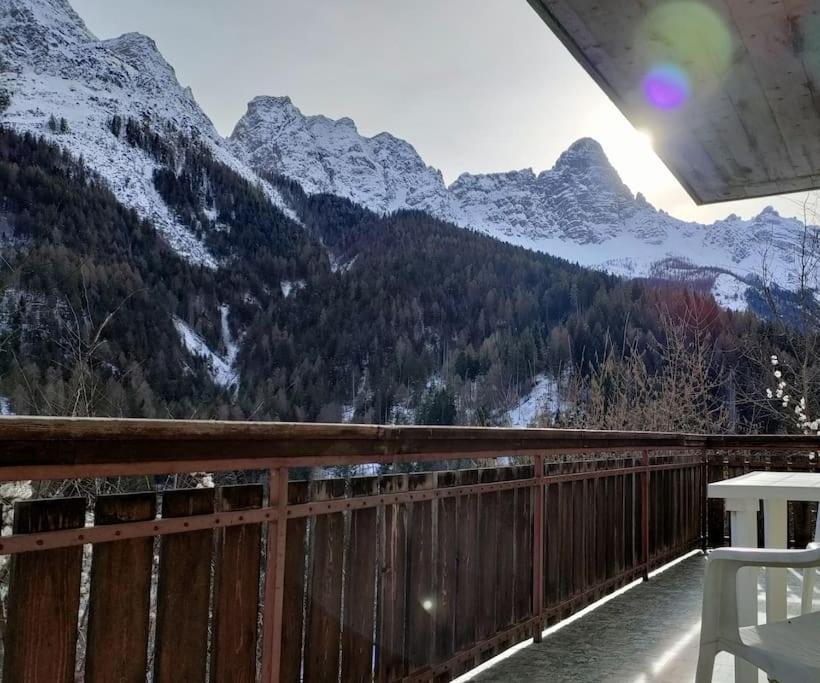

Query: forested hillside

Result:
[0,126,801,429]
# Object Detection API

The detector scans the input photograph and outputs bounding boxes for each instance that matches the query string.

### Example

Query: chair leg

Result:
[695,642,718,683]
[802,567,815,615]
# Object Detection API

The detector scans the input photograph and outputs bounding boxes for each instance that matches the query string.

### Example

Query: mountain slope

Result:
[5,124,771,425]
[0,0,291,267]
[230,97,808,309]
[0,0,797,429]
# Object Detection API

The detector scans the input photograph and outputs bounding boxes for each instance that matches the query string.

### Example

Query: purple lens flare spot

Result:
[643,64,690,110]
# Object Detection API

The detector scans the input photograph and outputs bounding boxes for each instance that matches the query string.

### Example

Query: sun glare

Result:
[635,129,653,151]
[598,126,671,199]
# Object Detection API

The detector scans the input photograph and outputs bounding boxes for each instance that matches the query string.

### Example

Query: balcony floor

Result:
[468,553,813,682]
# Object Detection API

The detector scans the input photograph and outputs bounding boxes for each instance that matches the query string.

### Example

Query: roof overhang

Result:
[527,0,820,204]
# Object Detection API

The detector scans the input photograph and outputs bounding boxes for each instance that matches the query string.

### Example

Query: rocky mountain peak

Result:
[759,205,781,218]
[546,137,634,201]
[230,95,450,213]
[552,137,608,170]
[101,32,181,88]
[1,0,94,68]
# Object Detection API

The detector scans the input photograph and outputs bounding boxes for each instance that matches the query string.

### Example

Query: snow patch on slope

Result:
[506,375,561,427]
[280,280,305,298]
[174,316,237,389]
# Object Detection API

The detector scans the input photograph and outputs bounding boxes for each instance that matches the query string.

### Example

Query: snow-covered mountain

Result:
[2,0,809,310]
[231,97,810,309]
[0,0,290,268]
[229,95,453,217]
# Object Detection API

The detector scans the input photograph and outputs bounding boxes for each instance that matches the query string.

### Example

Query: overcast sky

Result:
[72,0,811,224]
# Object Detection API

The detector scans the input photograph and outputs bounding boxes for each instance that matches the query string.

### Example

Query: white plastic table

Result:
[708,471,820,683]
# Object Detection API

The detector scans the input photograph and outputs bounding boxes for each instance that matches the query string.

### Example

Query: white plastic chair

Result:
[696,545,820,682]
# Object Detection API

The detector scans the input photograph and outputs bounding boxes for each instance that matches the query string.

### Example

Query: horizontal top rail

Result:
[0,416,817,479]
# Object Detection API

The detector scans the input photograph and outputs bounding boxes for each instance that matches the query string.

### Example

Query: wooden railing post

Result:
[641,450,650,581]
[261,467,289,683]
[532,454,544,642]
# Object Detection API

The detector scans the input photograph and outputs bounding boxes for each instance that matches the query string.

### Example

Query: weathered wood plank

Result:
[496,467,516,632]
[281,480,310,682]
[544,474,560,622]
[434,470,458,673]
[211,485,263,683]
[378,473,409,681]
[514,465,533,622]
[4,497,85,683]
[1,417,816,481]
[453,469,479,668]
[153,488,215,683]
[85,493,155,683]
[304,477,346,682]
[477,468,499,646]
[407,472,435,672]
[342,476,379,682]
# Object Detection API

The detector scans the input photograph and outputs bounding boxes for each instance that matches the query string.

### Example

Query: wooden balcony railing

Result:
[0,417,818,682]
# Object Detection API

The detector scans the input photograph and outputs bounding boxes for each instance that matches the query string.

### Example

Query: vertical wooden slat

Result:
[86,493,155,683]
[625,464,635,571]
[154,488,215,683]
[558,467,573,610]
[531,456,544,641]
[434,471,457,670]
[453,469,479,659]
[615,470,625,580]
[641,450,650,579]
[378,473,409,681]
[342,476,379,682]
[583,463,595,598]
[589,463,601,601]
[304,477,346,682]
[544,473,560,624]
[4,497,85,683]
[496,467,516,632]
[407,471,435,672]
[280,480,309,682]
[211,485,263,683]
[476,468,498,651]
[514,464,533,624]
[608,461,617,583]
[572,471,585,601]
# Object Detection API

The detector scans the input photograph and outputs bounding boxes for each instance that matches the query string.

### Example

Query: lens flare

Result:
[642,2,733,74]
[638,2,733,110]
[643,64,690,110]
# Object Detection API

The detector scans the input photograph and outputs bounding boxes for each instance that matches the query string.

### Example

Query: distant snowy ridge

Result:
[0,0,293,266]
[3,0,811,309]
[229,96,452,216]
[230,98,811,307]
